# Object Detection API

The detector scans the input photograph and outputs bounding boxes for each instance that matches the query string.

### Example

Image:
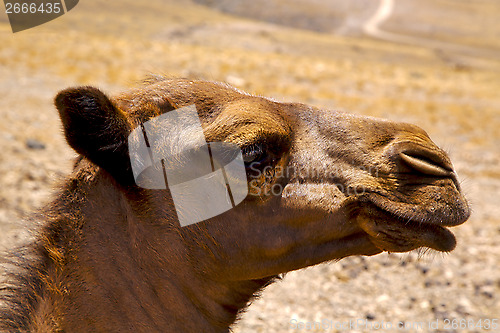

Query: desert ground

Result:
[0,0,499,332]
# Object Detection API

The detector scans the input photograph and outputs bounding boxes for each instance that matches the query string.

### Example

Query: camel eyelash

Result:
[241,143,268,165]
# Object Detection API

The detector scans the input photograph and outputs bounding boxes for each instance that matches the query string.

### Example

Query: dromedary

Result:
[0,78,470,332]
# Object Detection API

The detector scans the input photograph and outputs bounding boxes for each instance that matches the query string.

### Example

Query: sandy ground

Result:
[0,1,499,332]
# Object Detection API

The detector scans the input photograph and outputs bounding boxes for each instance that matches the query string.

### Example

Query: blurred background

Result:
[0,0,499,331]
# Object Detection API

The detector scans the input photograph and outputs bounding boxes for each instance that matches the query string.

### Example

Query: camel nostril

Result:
[399,152,454,177]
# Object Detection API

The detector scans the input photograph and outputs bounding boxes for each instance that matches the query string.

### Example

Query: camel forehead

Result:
[116,79,249,112]
[116,79,294,139]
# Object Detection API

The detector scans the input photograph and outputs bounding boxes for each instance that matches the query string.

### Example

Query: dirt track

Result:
[363,0,499,70]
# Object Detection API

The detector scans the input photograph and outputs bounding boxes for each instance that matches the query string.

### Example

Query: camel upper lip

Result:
[364,191,470,228]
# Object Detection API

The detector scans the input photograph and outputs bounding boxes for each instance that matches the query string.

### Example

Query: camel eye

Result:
[242,143,269,168]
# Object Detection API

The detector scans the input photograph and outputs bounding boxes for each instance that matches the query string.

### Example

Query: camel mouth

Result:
[356,203,460,253]
[350,177,470,253]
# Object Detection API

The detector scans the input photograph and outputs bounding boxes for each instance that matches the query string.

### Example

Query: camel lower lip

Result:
[356,206,458,252]
[419,224,457,252]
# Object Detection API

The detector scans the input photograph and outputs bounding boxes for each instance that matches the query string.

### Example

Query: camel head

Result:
[55,78,470,281]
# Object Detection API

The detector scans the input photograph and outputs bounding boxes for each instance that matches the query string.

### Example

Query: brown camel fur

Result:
[0,78,470,332]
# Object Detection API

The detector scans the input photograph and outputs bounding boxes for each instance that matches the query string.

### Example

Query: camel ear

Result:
[55,86,134,185]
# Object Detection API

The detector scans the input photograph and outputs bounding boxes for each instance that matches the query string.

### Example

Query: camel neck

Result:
[41,167,272,332]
